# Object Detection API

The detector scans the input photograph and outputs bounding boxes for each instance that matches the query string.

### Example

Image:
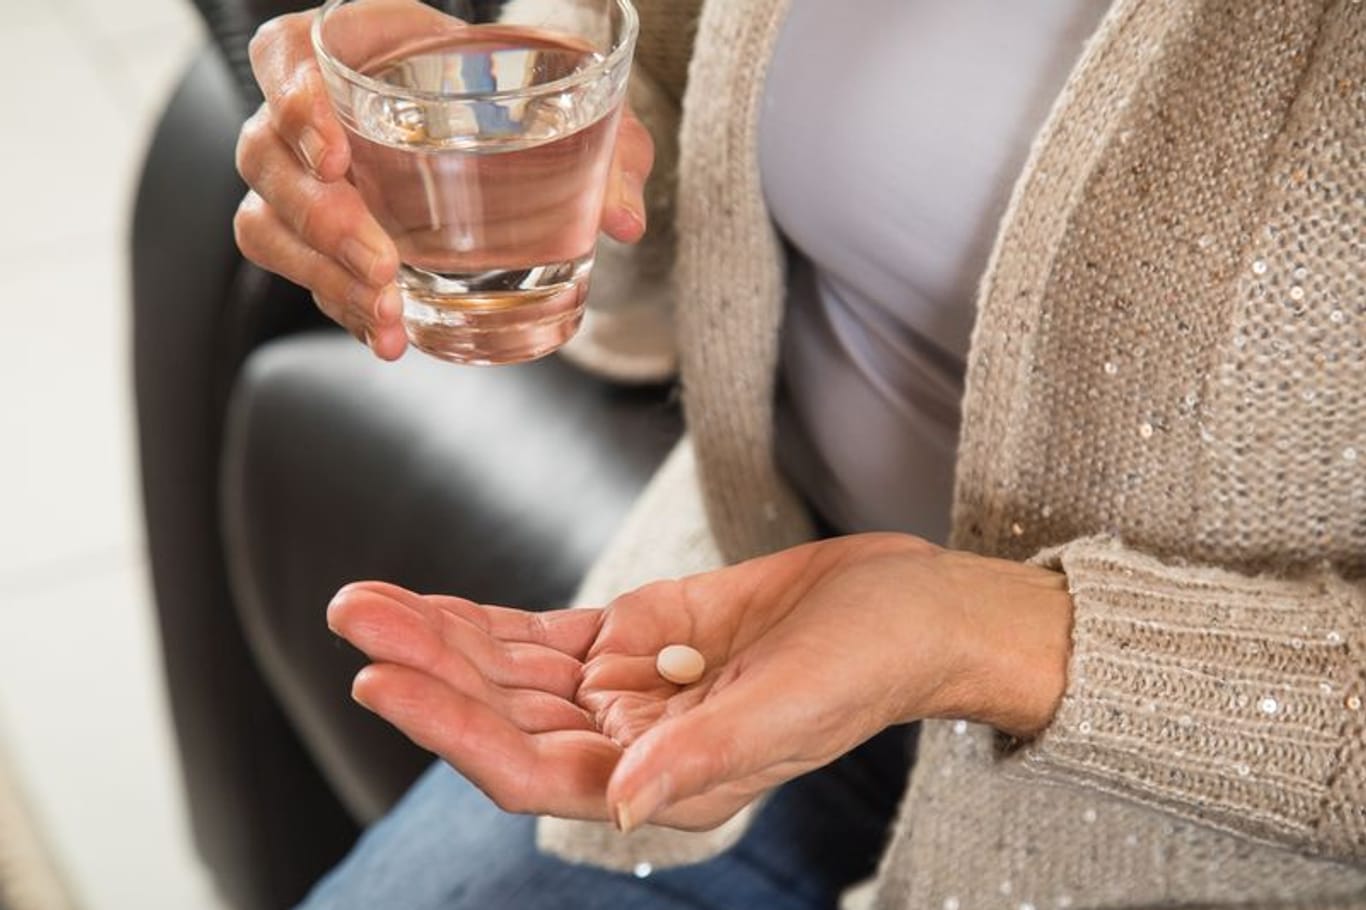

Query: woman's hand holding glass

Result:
[327,534,1074,833]
[233,2,654,360]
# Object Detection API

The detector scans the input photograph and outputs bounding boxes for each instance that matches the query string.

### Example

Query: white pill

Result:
[656,644,706,685]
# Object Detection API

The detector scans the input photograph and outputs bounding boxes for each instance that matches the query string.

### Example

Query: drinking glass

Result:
[313,0,638,364]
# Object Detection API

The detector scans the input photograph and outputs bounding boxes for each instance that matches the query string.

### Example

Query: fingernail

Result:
[299,126,327,175]
[351,679,374,710]
[375,286,403,322]
[614,774,670,834]
[341,237,380,282]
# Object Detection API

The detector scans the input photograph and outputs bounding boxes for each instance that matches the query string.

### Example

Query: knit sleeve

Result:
[1010,535,1366,864]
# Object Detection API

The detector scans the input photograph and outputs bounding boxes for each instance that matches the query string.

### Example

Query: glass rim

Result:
[312,0,638,104]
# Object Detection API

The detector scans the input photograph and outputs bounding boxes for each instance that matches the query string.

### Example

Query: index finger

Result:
[248,10,351,181]
[335,580,604,658]
[249,0,467,181]
[436,598,605,660]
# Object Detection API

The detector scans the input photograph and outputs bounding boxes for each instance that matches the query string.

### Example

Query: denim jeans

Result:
[298,725,917,910]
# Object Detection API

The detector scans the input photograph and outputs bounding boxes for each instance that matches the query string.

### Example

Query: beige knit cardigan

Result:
[539,0,1366,906]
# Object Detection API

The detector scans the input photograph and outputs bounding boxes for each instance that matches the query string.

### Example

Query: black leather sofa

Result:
[131,3,682,907]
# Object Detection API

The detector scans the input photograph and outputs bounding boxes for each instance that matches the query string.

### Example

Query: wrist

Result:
[944,553,1074,739]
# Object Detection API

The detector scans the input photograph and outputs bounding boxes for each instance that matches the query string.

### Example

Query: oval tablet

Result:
[655,644,706,685]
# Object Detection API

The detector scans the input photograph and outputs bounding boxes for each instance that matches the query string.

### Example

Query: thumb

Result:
[605,679,789,832]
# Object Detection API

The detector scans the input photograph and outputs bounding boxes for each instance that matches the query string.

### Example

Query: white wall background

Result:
[0,0,229,906]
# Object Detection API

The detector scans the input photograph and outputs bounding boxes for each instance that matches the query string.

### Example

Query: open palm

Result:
[327,561,836,831]
[329,535,1067,832]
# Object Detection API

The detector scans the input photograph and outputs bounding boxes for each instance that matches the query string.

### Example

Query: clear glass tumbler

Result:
[313,0,637,365]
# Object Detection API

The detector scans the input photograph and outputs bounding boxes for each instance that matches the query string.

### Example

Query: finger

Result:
[604,669,821,832]
[577,651,674,742]
[580,644,720,748]
[235,191,396,327]
[600,107,653,243]
[581,654,671,694]
[329,585,583,699]
[504,687,596,734]
[331,582,592,694]
[235,196,406,359]
[250,2,471,181]
[332,592,591,734]
[582,691,665,747]
[353,663,620,818]
[236,112,398,288]
[585,579,693,662]
[342,581,604,659]
[330,590,493,693]
[248,12,350,180]
[580,673,713,749]
[432,597,605,660]
[495,641,585,700]
[312,293,409,361]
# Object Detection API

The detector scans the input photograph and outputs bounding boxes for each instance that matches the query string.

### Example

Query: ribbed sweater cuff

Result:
[1010,536,1366,855]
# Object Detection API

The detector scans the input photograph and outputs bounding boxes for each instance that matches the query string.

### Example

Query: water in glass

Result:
[343,26,622,364]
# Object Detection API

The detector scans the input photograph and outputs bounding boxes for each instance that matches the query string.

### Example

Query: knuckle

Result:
[315,203,370,262]
[320,267,358,307]
[311,291,345,324]
[293,187,326,242]
[247,18,284,70]
[232,196,267,259]
[274,78,316,132]
[233,108,270,182]
[525,612,553,647]
[251,14,321,135]
[247,13,303,70]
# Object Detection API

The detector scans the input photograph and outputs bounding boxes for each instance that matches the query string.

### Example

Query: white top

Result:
[762,0,1110,541]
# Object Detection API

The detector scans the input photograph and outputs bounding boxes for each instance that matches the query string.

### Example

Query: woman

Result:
[233,0,1366,906]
